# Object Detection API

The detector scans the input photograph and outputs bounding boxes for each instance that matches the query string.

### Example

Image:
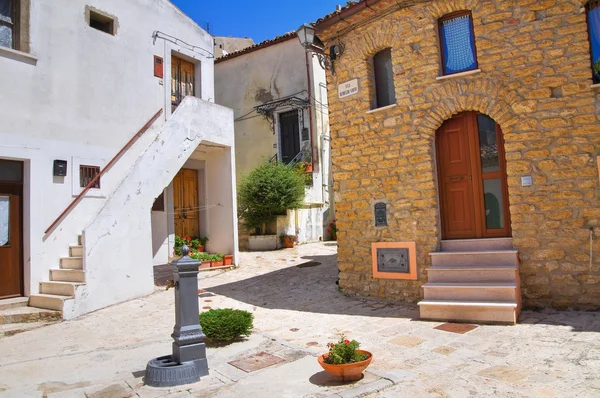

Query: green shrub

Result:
[199,308,253,341]
[238,162,306,233]
[324,336,369,365]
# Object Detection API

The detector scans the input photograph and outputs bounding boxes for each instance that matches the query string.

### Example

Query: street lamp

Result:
[296,23,343,73]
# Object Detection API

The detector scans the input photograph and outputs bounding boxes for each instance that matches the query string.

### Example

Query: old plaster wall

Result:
[0,0,214,297]
[320,0,600,309]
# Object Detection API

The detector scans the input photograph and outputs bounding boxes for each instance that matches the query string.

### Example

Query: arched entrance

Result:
[435,112,511,240]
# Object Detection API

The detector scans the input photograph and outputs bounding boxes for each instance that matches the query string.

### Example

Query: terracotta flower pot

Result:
[317,350,372,382]
[199,260,211,270]
[223,255,233,266]
[196,245,205,252]
[211,260,224,267]
[282,236,295,248]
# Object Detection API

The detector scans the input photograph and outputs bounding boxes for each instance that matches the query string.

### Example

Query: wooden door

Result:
[171,56,195,111]
[436,112,511,240]
[0,160,23,299]
[279,110,300,164]
[173,169,199,238]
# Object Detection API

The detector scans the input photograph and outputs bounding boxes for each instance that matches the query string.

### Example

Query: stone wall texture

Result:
[319,0,600,309]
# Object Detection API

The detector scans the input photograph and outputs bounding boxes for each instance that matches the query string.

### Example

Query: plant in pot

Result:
[280,234,297,248]
[191,252,212,269]
[328,219,338,241]
[194,236,209,252]
[318,336,372,382]
[223,254,233,266]
[210,253,224,267]
[238,162,305,251]
[174,234,191,256]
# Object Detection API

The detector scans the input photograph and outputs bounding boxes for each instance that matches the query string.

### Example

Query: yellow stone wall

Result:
[319,0,600,309]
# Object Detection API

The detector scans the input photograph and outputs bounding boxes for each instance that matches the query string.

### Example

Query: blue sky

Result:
[171,0,343,43]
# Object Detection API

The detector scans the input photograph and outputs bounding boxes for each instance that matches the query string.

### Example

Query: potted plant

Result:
[318,336,372,382]
[223,254,233,266]
[328,219,338,241]
[280,234,297,248]
[238,162,305,251]
[210,253,224,267]
[194,236,209,252]
[191,252,211,269]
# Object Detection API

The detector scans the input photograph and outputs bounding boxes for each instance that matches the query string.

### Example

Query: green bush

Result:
[199,308,253,341]
[238,162,306,232]
[324,336,369,365]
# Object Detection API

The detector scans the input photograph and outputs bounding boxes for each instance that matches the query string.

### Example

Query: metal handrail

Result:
[287,152,304,167]
[44,109,164,234]
[269,154,277,164]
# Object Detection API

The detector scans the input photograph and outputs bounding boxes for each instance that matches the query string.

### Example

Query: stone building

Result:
[313,0,600,323]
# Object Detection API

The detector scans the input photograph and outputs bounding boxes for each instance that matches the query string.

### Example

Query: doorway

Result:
[0,159,23,299]
[279,110,301,164]
[173,168,199,238]
[171,55,195,112]
[436,112,511,240]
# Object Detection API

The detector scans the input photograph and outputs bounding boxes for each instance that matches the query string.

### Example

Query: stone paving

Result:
[1,242,599,397]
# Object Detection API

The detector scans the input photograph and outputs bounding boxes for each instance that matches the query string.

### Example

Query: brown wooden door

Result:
[0,160,24,299]
[173,168,199,238]
[171,56,195,111]
[436,112,511,240]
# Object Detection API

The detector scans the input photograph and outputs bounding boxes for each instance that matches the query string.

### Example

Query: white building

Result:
[0,0,238,319]
[214,33,334,249]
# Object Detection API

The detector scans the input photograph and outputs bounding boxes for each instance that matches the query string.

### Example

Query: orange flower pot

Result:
[196,245,205,252]
[211,260,224,267]
[317,350,372,382]
[223,255,233,266]
[282,236,295,248]
[199,260,211,270]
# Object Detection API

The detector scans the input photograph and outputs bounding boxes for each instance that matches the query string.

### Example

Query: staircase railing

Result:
[45,109,164,235]
[287,152,303,167]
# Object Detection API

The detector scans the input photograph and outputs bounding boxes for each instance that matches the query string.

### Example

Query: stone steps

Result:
[40,281,84,296]
[1,321,55,338]
[0,305,62,325]
[60,257,83,270]
[419,238,521,325]
[50,269,86,283]
[0,297,29,311]
[70,245,83,257]
[29,294,72,312]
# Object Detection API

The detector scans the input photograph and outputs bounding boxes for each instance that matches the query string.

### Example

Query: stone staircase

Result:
[0,297,61,338]
[418,238,521,325]
[28,235,86,314]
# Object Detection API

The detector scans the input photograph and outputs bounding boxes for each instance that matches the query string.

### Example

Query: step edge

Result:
[30,294,73,301]
[428,266,518,271]
[441,237,513,243]
[430,250,518,255]
[423,283,518,288]
[418,300,518,308]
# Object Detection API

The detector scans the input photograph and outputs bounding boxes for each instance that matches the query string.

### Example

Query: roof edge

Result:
[215,33,297,64]
[314,0,383,31]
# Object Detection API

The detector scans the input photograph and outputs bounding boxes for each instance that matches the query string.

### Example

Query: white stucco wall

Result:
[0,0,221,305]
[214,38,333,244]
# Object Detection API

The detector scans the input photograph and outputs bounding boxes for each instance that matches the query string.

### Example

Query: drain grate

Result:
[296,261,321,268]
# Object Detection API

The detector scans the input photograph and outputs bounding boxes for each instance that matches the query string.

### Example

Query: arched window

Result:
[438,11,478,75]
[372,48,396,109]
[587,1,600,83]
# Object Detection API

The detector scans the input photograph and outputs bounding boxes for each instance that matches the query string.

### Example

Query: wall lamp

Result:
[296,23,343,74]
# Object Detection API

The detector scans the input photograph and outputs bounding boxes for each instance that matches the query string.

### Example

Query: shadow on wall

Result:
[205,252,420,319]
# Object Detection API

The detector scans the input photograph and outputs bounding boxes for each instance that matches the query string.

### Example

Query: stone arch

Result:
[427,0,481,20]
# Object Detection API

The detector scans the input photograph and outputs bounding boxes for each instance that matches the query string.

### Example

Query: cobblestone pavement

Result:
[1,242,599,397]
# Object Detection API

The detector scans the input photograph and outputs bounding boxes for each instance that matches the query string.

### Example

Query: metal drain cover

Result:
[296,261,321,268]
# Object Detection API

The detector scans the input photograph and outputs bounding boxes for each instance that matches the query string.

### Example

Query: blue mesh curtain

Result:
[0,0,13,48]
[588,3,600,81]
[441,14,477,74]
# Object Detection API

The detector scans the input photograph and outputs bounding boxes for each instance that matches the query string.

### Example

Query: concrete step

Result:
[0,297,29,311]
[0,306,62,325]
[78,235,83,245]
[60,257,83,270]
[427,266,519,283]
[419,300,519,324]
[430,250,519,267]
[1,321,55,338]
[40,281,82,296]
[29,294,72,312]
[70,245,83,257]
[441,238,514,252]
[51,269,86,283]
[423,282,518,301]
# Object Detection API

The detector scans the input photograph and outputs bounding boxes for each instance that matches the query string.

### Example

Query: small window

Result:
[89,9,114,35]
[587,1,600,83]
[439,11,478,75]
[0,0,16,49]
[152,191,165,212]
[372,48,396,109]
[80,165,101,189]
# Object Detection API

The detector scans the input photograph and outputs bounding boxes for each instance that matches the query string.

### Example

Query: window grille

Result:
[439,12,478,75]
[80,165,101,189]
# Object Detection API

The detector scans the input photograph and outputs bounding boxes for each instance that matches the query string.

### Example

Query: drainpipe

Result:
[305,50,315,174]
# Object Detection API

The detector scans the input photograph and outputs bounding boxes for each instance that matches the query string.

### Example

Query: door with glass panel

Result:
[436,112,511,240]
[0,159,23,299]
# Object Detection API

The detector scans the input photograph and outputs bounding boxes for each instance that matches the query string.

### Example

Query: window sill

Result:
[0,46,37,64]
[590,83,600,89]
[366,103,398,114]
[436,69,481,81]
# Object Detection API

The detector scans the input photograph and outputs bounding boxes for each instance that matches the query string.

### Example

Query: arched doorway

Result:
[435,112,511,240]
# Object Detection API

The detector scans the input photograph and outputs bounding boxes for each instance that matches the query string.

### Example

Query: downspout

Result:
[305,50,315,174]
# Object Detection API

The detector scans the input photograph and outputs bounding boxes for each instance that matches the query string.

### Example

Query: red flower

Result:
[344,339,350,344]
[328,228,332,232]
[333,219,337,223]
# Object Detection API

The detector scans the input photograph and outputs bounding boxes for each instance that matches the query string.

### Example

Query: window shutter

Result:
[373,48,395,108]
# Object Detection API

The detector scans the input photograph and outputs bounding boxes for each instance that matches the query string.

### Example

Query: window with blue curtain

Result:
[439,12,478,75]
[587,1,600,83]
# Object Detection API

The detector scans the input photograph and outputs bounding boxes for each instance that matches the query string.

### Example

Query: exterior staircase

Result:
[28,235,86,315]
[418,238,521,325]
[0,297,61,338]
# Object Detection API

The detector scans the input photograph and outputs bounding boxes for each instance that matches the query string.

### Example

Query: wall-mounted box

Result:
[53,160,67,177]
[154,56,164,78]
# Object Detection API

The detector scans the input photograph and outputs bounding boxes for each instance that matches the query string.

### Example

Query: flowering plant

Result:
[328,219,338,238]
[323,335,368,365]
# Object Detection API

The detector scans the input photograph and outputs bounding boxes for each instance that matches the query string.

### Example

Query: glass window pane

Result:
[441,14,477,74]
[373,48,395,108]
[588,7,600,82]
[0,196,9,246]
[483,179,504,230]
[0,159,22,182]
[0,24,12,48]
[0,0,12,21]
[477,115,500,173]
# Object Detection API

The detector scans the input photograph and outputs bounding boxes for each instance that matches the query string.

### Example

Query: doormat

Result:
[228,352,286,373]
[296,261,321,268]
[434,323,478,334]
